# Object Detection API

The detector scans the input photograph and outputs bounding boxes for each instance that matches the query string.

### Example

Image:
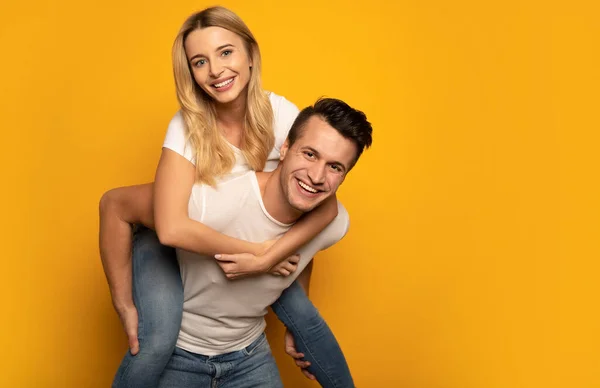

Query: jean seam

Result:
[273,299,338,388]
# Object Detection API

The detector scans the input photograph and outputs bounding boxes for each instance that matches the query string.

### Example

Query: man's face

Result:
[279,115,358,213]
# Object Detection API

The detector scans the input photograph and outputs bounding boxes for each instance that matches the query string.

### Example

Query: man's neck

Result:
[256,170,303,225]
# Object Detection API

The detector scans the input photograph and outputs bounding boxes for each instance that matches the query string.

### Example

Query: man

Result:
[101,98,372,387]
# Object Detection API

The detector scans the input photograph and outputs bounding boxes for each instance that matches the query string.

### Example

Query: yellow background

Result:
[1,0,599,387]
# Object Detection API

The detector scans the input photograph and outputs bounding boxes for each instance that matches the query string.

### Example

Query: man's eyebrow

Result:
[188,44,235,62]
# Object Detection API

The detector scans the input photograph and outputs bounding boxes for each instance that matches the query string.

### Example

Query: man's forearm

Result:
[99,191,135,310]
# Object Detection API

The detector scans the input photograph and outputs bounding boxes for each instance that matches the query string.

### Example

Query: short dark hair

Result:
[287,98,373,168]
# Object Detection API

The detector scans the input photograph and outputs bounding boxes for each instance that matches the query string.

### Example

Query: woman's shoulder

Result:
[163,109,195,164]
[266,91,300,149]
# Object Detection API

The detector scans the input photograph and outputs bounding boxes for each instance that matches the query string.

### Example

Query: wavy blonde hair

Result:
[172,6,274,185]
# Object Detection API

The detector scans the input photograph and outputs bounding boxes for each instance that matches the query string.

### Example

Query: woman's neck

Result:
[215,92,247,135]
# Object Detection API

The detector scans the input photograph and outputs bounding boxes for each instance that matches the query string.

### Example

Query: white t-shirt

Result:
[162,91,299,174]
[177,171,349,355]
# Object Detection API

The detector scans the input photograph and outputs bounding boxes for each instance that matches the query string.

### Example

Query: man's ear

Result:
[280,139,290,160]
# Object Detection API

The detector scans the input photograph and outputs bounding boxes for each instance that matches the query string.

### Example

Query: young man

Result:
[101,98,372,387]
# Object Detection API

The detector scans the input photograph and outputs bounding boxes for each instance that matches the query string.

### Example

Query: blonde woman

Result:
[100,6,354,388]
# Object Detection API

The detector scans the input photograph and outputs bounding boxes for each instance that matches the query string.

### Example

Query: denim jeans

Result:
[158,333,282,388]
[112,226,354,388]
[272,282,354,387]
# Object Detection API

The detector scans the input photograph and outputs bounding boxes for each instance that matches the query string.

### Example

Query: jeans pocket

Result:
[242,333,267,356]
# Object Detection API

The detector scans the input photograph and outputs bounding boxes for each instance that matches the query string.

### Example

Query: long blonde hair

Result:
[172,6,274,185]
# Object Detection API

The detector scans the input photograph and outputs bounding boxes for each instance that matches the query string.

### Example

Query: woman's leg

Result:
[271,281,355,388]
[112,226,183,388]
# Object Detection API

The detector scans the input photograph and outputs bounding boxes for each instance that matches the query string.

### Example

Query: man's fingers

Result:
[128,335,140,355]
[127,324,139,354]
[295,360,311,368]
[285,346,304,359]
[301,369,316,380]
[288,254,300,264]
[122,309,140,356]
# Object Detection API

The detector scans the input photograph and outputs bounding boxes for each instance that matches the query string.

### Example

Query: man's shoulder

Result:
[311,201,350,252]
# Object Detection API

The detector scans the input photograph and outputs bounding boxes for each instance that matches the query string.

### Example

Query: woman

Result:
[99,6,354,388]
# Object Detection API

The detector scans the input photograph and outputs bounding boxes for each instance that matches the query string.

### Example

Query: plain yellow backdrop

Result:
[1,0,599,387]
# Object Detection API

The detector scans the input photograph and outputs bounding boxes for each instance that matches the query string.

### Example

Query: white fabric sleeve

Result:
[271,94,300,151]
[162,110,196,165]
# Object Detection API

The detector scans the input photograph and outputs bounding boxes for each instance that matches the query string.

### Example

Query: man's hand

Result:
[215,253,300,279]
[115,304,140,355]
[284,329,316,380]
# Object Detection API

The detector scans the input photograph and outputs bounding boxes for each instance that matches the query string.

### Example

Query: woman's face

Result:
[184,26,253,106]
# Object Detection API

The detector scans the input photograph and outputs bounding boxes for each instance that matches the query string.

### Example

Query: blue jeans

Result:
[112,226,354,388]
[158,333,282,388]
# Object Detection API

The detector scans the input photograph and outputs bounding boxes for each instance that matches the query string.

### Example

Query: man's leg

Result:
[272,280,355,387]
[112,226,184,388]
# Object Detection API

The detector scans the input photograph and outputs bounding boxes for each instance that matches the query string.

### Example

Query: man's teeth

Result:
[214,78,234,88]
[298,181,317,193]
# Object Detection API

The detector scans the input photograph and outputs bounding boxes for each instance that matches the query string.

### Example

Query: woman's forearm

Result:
[261,195,338,269]
[157,216,260,256]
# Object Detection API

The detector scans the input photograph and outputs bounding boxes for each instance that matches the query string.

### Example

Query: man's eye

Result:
[330,164,341,172]
[304,152,315,158]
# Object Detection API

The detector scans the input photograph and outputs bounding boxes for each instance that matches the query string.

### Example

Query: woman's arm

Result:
[153,148,262,255]
[264,196,338,267]
[215,195,338,278]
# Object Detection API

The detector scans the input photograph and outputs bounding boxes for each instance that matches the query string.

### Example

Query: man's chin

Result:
[290,200,320,214]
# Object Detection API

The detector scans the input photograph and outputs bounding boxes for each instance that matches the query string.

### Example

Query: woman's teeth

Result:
[214,78,234,88]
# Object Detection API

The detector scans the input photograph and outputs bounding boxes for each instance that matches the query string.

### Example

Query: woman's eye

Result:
[195,59,206,67]
[222,50,232,56]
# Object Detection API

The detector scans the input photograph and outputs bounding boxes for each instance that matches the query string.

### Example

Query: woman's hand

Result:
[214,251,300,279]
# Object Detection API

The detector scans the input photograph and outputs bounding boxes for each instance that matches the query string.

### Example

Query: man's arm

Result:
[98,183,156,354]
[283,261,317,380]
[99,184,155,310]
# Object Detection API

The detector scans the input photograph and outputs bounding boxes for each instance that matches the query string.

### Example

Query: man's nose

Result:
[308,163,326,185]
